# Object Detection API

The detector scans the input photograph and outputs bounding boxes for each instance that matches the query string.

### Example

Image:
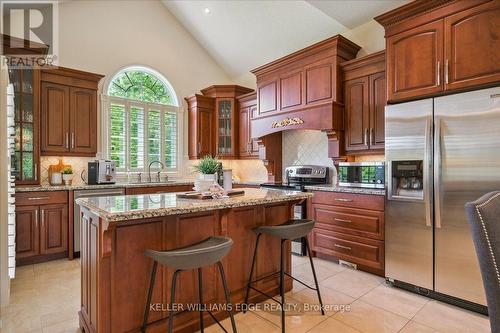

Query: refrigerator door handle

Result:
[434,117,442,228]
[424,118,433,227]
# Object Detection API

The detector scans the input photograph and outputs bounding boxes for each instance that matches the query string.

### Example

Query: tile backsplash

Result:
[184,159,268,183]
[40,156,95,185]
[282,130,336,183]
[282,130,385,184]
[40,134,384,186]
[41,156,270,185]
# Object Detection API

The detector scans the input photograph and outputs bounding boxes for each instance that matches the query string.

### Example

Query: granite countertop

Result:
[15,180,263,193]
[304,184,386,196]
[14,180,195,192]
[76,188,312,223]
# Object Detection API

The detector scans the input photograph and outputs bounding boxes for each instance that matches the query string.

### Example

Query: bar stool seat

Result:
[145,236,233,270]
[244,219,324,333]
[253,219,315,240]
[142,236,237,333]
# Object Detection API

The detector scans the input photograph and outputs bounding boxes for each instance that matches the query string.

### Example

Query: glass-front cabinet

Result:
[9,68,40,184]
[216,98,236,158]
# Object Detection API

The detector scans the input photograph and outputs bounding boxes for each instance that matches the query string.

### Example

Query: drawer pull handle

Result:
[334,218,352,223]
[334,244,352,251]
[28,197,51,201]
[335,198,353,202]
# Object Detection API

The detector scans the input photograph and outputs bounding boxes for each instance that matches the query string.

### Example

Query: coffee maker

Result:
[87,160,116,185]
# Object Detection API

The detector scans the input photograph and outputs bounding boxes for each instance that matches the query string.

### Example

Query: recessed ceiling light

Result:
[203,7,211,15]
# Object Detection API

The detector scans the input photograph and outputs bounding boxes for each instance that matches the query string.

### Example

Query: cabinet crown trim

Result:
[340,51,385,72]
[251,34,361,76]
[374,0,457,27]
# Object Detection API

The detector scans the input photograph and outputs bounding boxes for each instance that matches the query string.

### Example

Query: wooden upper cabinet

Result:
[370,72,386,150]
[376,0,498,103]
[215,98,237,158]
[280,71,302,109]
[185,94,214,159]
[345,77,369,151]
[237,92,259,159]
[444,1,500,90]
[10,68,41,185]
[259,80,278,113]
[342,51,386,154]
[70,88,97,155]
[251,35,360,124]
[305,63,333,104]
[386,20,444,102]
[40,67,103,156]
[238,106,250,157]
[41,82,70,154]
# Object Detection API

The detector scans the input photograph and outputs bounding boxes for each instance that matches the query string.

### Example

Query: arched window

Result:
[106,66,179,172]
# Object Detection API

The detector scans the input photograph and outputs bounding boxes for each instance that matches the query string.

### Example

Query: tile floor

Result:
[0,256,491,333]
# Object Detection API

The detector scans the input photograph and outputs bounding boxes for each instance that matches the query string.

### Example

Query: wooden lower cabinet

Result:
[125,185,193,195]
[40,204,68,255]
[79,202,294,333]
[308,190,385,276]
[15,206,40,260]
[15,191,69,265]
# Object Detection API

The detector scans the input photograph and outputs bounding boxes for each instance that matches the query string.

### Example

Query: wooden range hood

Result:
[249,35,360,181]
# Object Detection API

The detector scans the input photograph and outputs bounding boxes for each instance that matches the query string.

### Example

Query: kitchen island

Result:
[76,188,311,333]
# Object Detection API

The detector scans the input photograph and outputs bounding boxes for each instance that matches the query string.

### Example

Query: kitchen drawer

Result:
[311,229,384,271]
[310,191,384,211]
[125,185,193,195]
[311,204,384,240]
[15,191,68,206]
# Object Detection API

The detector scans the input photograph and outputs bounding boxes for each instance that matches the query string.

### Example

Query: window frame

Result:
[107,96,180,173]
[102,66,183,175]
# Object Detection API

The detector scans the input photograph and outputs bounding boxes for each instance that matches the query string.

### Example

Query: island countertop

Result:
[76,187,312,223]
[79,187,306,333]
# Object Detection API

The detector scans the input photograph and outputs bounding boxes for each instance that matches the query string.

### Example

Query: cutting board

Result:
[176,190,245,200]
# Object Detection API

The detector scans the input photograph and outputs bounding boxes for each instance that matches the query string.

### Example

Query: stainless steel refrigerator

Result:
[385,86,500,311]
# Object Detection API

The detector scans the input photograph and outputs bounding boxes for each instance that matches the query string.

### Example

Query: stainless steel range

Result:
[260,165,329,255]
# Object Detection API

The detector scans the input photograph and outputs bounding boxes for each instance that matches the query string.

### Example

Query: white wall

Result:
[342,20,386,57]
[56,0,233,177]
[232,19,385,88]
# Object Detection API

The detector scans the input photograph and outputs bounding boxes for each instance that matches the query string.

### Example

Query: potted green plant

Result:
[61,167,73,185]
[193,155,220,191]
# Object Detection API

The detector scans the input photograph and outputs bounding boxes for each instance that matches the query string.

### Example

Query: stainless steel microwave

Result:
[338,162,385,189]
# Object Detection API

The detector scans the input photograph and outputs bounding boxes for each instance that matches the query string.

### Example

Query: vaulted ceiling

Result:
[162,0,406,82]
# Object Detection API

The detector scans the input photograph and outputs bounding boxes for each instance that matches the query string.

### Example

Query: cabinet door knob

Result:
[370,128,374,147]
[364,128,369,146]
[65,132,69,149]
[71,132,75,149]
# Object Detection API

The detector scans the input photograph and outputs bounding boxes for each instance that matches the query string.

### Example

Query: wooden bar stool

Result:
[243,219,324,333]
[141,236,237,333]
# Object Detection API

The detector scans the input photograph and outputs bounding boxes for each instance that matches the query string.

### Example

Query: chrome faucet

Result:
[148,160,165,183]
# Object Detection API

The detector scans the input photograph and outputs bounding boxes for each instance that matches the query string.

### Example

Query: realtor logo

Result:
[1,1,58,68]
